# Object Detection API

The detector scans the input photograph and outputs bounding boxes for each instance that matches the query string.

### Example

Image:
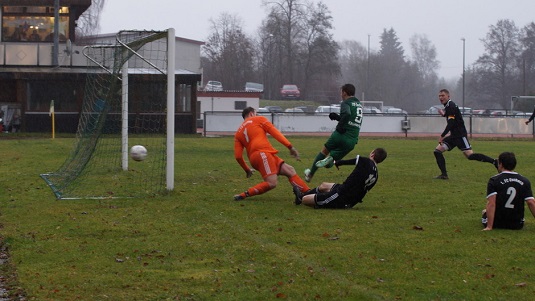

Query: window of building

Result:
[1,6,69,42]
[235,101,247,110]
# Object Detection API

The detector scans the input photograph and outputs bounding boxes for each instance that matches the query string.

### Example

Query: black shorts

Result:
[314,184,352,209]
[443,136,471,151]
[481,211,524,230]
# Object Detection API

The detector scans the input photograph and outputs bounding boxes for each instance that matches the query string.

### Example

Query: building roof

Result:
[0,0,91,5]
[82,33,204,46]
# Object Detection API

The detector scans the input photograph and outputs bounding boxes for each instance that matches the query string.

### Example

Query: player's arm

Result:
[335,102,350,134]
[263,120,300,160]
[527,107,535,124]
[483,194,497,231]
[441,116,454,137]
[234,139,253,177]
[526,198,535,219]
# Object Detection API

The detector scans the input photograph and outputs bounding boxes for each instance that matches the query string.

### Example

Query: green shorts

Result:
[324,131,358,161]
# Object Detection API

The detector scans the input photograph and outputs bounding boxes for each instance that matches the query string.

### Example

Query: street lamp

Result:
[461,38,465,111]
[267,34,274,100]
[366,34,370,102]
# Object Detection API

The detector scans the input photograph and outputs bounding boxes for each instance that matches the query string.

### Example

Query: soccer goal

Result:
[41,29,176,199]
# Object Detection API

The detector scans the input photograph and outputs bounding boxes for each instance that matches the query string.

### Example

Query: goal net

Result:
[41,29,175,199]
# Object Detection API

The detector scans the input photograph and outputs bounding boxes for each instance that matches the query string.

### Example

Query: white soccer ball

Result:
[130,145,147,161]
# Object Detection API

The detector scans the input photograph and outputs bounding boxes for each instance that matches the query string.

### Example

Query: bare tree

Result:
[263,0,308,85]
[202,13,255,90]
[409,34,439,83]
[260,0,339,100]
[474,19,520,108]
[338,40,370,102]
[520,22,535,95]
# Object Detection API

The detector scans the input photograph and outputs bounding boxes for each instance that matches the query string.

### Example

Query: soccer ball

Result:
[130,145,147,161]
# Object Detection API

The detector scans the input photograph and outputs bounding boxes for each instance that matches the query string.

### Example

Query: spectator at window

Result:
[29,29,41,41]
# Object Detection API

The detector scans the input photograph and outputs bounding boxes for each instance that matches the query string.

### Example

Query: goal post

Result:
[41,29,175,199]
[511,96,535,113]
[361,101,384,112]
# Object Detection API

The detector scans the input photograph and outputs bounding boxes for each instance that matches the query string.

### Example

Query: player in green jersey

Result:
[304,84,363,182]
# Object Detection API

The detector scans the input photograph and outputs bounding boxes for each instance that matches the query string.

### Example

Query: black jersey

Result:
[486,171,534,229]
[441,100,467,137]
[337,155,378,207]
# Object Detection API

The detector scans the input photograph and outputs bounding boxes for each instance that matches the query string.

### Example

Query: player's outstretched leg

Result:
[233,182,271,201]
[468,153,498,170]
[292,186,303,205]
[315,156,334,168]
[433,149,448,179]
[305,152,326,182]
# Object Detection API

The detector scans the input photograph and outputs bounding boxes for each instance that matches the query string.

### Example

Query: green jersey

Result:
[336,96,363,142]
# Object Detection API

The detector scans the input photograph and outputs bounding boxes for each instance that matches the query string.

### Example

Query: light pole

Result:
[461,38,465,111]
[366,34,370,102]
[267,34,274,100]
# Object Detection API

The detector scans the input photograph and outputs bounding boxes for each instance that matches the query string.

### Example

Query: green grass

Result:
[1,136,535,300]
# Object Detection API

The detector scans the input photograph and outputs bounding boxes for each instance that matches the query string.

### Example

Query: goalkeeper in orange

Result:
[233,107,310,201]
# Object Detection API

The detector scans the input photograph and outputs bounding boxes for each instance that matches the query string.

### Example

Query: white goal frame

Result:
[83,28,176,192]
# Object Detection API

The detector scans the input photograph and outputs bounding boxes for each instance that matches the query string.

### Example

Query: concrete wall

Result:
[203,112,535,137]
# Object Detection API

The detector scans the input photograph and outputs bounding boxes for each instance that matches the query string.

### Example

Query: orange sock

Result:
[246,182,272,197]
[289,174,310,192]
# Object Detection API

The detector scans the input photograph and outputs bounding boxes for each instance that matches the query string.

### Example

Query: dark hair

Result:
[242,107,256,119]
[498,152,516,170]
[372,148,387,164]
[341,84,356,96]
[439,88,450,95]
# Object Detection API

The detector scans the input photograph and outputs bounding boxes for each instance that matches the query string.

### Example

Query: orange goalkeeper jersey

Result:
[234,116,292,170]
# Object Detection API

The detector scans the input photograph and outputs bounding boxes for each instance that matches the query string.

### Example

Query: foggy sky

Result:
[98,0,535,80]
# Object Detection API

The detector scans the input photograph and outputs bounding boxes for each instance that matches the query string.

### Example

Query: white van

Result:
[245,82,264,92]
[315,106,340,114]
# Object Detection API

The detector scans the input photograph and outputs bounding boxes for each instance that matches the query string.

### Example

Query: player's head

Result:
[242,107,256,119]
[439,89,450,104]
[498,152,516,171]
[371,148,387,164]
[341,84,356,97]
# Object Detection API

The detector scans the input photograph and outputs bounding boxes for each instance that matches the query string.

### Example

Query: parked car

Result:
[245,82,264,92]
[383,106,407,115]
[315,105,340,114]
[515,112,531,118]
[284,108,304,113]
[280,84,300,99]
[363,106,382,114]
[263,106,284,113]
[472,109,490,115]
[489,110,506,117]
[424,105,444,115]
[293,105,316,114]
[459,107,472,115]
[204,80,223,91]
[256,107,270,115]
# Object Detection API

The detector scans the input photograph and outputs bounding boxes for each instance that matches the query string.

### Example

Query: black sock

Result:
[434,150,447,175]
[468,153,494,163]
[304,187,318,195]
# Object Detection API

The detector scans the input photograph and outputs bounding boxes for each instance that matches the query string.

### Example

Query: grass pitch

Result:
[1,135,534,300]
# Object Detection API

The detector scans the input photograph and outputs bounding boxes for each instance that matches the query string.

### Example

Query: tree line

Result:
[80,0,535,113]
[201,0,535,113]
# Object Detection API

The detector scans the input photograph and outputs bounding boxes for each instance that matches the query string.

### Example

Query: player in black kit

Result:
[293,148,387,209]
[482,152,535,230]
[433,89,497,179]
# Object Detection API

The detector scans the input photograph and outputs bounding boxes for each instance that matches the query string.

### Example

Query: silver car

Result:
[205,81,223,91]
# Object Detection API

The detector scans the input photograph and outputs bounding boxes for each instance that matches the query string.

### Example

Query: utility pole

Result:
[461,38,465,111]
